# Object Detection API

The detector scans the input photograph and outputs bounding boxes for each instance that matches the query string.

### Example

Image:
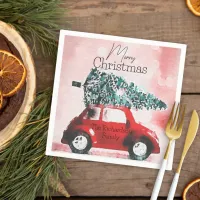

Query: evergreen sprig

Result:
[0,0,70,199]
[0,88,70,199]
[0,0,65,55]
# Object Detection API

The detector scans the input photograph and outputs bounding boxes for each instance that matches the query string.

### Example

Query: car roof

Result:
[88,104,131,111]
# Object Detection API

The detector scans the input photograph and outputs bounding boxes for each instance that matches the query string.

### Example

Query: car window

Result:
[102,108,126,123]
[83,107,101,120]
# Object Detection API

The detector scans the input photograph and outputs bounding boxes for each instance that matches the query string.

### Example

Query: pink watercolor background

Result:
[51,35,181,165]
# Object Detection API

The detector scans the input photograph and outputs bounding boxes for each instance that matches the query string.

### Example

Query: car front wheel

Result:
[128,138,153,161]
[69,131,92,154]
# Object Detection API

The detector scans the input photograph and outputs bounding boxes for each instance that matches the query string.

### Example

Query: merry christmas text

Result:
[93,43,147,74]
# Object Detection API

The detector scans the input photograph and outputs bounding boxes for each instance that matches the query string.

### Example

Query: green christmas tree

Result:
[83,68,167,110]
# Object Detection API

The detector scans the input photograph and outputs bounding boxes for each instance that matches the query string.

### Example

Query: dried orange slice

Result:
[186,0,200,16]
[0,50,26,97]
[0,90,3,110]
[183,178,200,200]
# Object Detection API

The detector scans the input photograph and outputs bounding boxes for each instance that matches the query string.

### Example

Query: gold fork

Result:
[150,103,186,200]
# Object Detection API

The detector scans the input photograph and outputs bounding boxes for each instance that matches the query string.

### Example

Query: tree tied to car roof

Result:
[83,68,167,110]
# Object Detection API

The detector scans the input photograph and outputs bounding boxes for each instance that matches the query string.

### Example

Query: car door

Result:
[82,106,102,146]
[101,107,127,150]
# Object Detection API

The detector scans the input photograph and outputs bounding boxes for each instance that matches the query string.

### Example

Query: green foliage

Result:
[0,88,70,200]
[0,0,65,55]
[0,1,70,198]
[84,68,167,110]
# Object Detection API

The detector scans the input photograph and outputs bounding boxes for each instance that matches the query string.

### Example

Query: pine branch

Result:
[0,88,70,199]
[0,1,70,199]
[0,0,66,55]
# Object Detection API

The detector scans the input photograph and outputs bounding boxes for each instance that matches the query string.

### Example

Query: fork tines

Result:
[168,103,186,130]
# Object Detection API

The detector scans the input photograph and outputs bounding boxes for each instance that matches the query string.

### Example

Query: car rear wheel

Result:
[69,131,92,154]
[128,138,153,161]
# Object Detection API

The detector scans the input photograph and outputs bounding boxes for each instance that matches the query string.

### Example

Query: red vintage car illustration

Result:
[61,104,160,161]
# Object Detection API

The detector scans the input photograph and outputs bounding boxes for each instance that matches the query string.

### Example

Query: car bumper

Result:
[61,130,69,144]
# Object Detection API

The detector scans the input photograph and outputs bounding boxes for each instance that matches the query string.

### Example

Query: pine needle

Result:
[0,1,70,199]
[0,88,70,199]
[0,0,66,55]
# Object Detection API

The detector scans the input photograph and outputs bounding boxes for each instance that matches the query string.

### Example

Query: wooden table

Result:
[35,0,200,199]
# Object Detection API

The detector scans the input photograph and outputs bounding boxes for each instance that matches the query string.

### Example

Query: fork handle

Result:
[150,159,167,200]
